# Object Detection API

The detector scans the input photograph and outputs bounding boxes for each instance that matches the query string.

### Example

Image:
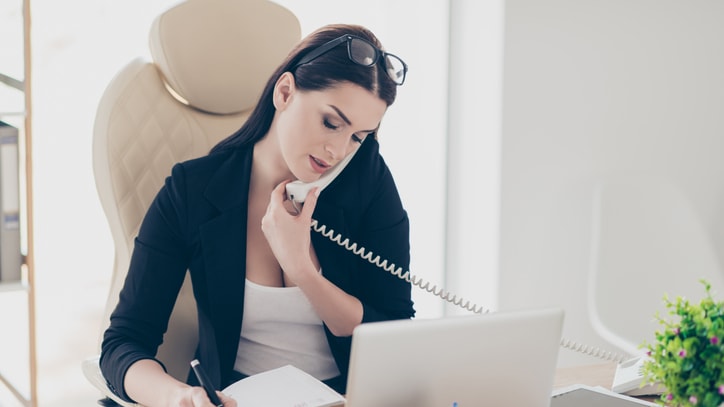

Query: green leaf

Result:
[638,280,724,406]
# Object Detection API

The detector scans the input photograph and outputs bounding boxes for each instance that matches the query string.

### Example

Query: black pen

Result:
[190,359,224,407]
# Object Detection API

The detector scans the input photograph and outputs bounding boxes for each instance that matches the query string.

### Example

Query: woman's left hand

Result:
[261,180,319,283]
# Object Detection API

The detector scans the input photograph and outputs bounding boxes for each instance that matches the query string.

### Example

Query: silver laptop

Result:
[344,307,564,407]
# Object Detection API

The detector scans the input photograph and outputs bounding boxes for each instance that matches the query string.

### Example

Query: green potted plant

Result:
[641,280,724,407]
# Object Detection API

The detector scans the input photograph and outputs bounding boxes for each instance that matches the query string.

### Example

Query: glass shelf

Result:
[0,81,26,118]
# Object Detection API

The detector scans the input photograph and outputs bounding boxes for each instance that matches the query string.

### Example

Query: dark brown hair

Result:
[210,24,399,153]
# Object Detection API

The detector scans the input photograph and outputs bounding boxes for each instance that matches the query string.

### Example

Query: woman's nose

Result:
[325,136,351,161]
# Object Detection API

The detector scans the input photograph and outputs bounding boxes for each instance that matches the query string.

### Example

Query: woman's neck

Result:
[251,132,293,193]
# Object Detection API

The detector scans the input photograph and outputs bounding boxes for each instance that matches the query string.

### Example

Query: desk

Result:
[554,362,617,389]
[554,363,659,403]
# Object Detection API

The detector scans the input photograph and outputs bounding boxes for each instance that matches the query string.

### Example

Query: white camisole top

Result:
[233,278,340,380]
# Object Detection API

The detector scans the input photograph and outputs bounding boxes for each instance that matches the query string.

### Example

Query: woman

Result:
[100,23,415,406]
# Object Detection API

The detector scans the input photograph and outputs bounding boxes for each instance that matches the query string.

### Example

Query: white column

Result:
[444,0,504,315]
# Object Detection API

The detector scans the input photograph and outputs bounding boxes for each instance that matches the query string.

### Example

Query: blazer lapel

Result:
[198,149,252,370]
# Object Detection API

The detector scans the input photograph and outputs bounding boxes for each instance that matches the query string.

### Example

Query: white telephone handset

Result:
[612,355,665,396]
[286,146,360,204]
[289,141,661,396]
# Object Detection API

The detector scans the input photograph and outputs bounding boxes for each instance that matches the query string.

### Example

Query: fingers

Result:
[170,385,236,407]
[218,391,237,407]
[269,180,318,219]
[299,187,320,219]
[185,386,237,407]
[270,179,291,203]
[188,386,212,406]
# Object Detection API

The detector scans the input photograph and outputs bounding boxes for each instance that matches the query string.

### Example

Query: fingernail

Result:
[314,187,321,197]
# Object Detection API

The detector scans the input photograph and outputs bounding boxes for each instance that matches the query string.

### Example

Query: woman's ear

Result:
[273,72,296,111]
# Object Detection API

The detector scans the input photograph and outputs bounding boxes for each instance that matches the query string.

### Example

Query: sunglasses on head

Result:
[292,34,408,86]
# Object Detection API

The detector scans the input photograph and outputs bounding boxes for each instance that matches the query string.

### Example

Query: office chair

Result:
[81,0,300,405]
[587,175,724,356]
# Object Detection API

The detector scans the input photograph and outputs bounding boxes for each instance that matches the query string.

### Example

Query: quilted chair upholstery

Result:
[81,0,300,405]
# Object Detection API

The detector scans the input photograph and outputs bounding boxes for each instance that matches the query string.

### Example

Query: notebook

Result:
[344,307,565,407]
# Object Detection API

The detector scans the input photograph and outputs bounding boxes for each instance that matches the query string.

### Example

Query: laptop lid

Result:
[345,307,564,407]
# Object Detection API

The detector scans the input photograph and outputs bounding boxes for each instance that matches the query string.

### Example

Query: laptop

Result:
[344,307,564,407]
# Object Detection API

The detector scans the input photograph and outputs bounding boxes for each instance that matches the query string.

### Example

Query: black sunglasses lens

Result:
[347,37,406,85]
[384,55,406,85]
[349,38,377,66]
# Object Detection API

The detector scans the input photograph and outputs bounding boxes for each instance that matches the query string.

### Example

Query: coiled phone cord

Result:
[310,219,630,364]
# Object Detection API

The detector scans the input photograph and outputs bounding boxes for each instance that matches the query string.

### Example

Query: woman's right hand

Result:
[261,180,320,285]
[167,386,237,407]
[124,359,237,407]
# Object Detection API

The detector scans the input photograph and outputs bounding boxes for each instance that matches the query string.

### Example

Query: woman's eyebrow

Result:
[328,104,352,125]
[328,104,379,133]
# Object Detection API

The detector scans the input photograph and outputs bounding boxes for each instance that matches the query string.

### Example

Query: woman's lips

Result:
[309,155,330,174]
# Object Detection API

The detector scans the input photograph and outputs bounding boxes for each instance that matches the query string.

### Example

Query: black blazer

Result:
[100,138,415,402]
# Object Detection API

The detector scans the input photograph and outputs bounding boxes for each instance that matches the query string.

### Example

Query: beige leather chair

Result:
[81,1,300,405]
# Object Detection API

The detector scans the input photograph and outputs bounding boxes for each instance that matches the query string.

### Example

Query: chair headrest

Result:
[149,0,301,114]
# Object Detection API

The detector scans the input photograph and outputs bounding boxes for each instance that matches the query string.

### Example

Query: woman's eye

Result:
[352,134,363,144]
[323,119,338,130]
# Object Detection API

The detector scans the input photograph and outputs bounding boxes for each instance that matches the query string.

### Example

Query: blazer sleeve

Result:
[352,155,416,324]
[317,139,415,324]
[99,163,192,402]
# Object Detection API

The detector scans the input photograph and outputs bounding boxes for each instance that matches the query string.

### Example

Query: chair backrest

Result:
[588,175,724,355]
[93,0,300,381]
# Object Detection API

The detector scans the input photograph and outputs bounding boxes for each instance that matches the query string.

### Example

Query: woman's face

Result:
[272,73,387,183]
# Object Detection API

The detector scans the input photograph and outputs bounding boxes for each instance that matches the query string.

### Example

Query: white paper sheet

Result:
[222,365,345,407]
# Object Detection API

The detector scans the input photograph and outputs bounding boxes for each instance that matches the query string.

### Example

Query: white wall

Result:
[444,0,503,316]
[498,0,724,366]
